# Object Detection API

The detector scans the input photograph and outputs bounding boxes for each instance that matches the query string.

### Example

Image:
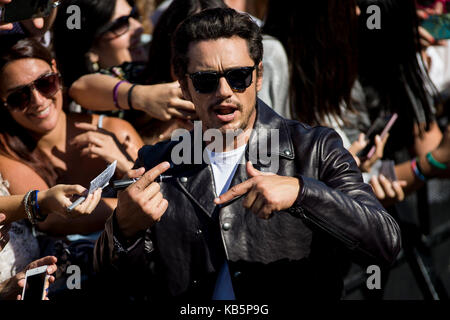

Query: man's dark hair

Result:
[171,7,263,79]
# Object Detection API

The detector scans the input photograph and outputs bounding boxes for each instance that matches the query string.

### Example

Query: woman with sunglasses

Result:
[0,35,144,235]
[0,35,144,289]
[67,0,226,145]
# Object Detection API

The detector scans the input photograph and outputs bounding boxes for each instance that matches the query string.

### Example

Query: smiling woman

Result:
[0,35,144,231]
[0,34,144,286]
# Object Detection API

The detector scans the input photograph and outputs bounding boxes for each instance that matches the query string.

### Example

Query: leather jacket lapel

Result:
[248,99,295,172]
[175,163,218,218]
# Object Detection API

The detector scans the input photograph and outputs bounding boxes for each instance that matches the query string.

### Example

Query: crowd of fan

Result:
[0,0,449,300]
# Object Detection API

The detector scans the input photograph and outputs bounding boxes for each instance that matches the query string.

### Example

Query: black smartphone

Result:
[0,0,53,24]
[421,13,450,40]
[357,113,398,159]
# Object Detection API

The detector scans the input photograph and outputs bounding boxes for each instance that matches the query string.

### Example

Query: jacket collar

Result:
[175,98,294,218]
[247,98,295,167]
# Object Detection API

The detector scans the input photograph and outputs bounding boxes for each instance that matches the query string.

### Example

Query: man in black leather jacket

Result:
[94,8,401,301]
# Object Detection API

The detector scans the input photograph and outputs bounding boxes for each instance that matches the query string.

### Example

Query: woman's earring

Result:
[91,61,99,72]
[86,52,100,72]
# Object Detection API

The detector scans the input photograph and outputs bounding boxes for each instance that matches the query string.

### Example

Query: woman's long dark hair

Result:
[0,35,58,186]
[53,0,116,87]
[263,0,358,126]
[357,0,436,131]
[142,0,227,84]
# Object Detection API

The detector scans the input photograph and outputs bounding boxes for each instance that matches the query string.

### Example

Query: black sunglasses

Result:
[2,72,62,111]
[187,65,257,94]
[96,7,139,39]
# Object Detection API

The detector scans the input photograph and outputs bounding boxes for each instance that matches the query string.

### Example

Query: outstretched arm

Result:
[69,73,196,120]
[0,185,102,225]
[0,155,116,235]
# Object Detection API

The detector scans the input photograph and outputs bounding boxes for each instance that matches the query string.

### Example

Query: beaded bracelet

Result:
[23,190,37,225]
[127,84,138,110]
[426,152,447,170]
[411,157,426,182]
[113,80,127,110]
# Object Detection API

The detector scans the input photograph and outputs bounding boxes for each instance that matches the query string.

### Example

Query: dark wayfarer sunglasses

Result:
[1,72,62,111]
[96,7,140,39]
[187,65,257,94]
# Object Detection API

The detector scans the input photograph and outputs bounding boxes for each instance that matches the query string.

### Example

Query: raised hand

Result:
[214,161,300,219]
[348,133,389,172]
[0,0,52,32]
[133,82,196,121]
[116,162,170,238]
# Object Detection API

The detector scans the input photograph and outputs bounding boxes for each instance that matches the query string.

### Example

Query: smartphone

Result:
[0,0,53,24]
[357,113,398,159]
[21,265,50,300]
[421,13,450,40]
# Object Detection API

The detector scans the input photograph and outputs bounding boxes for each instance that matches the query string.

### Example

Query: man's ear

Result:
[256,61,263,92]
[178,77,193,101]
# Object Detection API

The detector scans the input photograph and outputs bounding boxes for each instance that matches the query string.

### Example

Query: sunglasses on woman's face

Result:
[187,65,257,94]
[1,72,62,111]
[97,7,140,39]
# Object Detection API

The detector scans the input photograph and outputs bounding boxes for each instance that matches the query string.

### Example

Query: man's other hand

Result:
[214,161,301,219]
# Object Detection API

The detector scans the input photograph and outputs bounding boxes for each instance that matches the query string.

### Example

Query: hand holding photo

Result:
[67,160,117,212]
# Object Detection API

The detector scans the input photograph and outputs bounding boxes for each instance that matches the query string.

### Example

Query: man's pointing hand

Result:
[214,161,301,219]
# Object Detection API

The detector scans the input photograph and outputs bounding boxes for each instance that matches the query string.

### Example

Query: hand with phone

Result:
[0,255,57,300]
[349,113,398,172]
[0,0,60,35]
[348,133,389,172]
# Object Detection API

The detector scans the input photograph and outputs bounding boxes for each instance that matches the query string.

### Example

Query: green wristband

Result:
[426,152,448,170]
